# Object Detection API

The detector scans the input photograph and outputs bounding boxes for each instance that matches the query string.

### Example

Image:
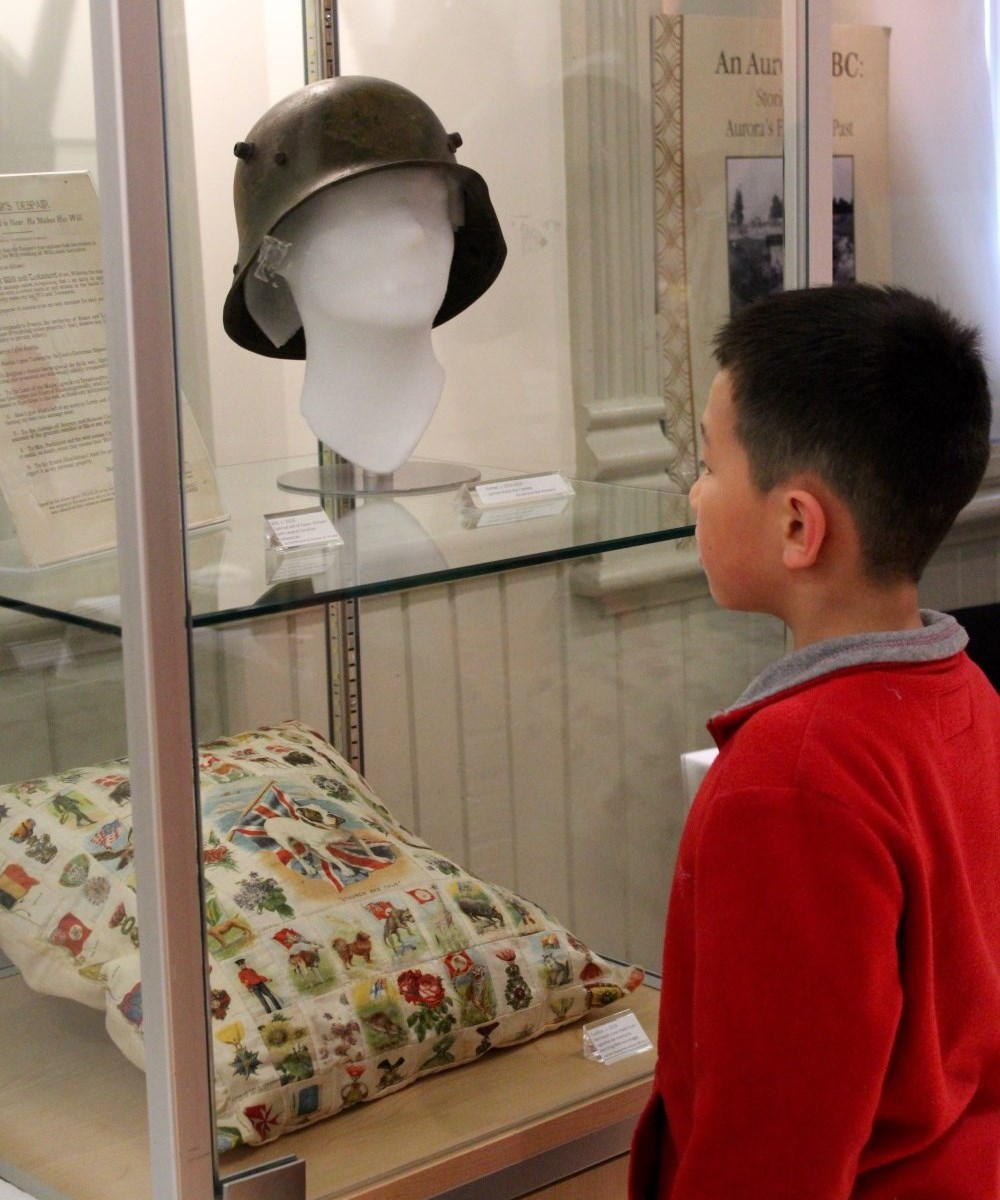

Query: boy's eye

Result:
[697,459,711,475]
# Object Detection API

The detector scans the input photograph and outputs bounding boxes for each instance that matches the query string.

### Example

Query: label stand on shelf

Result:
[263,506,342,552]
[581,1009,653,1066]
[263,506,342,583]
[459,473,575,511]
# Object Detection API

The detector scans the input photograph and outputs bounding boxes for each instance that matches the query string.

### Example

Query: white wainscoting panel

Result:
[359,561,787,970]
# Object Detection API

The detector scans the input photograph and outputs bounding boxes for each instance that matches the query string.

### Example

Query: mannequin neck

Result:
[299,319,445,475]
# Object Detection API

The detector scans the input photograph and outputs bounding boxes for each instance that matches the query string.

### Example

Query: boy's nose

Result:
[689,473,702,511]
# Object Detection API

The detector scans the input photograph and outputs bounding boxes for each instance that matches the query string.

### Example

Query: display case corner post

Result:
[88,0,217,1196]
[782,0,833,289]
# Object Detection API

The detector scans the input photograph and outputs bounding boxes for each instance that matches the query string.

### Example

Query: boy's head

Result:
[711,284,992,584]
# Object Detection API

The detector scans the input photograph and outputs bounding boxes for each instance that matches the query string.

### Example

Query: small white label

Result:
[581,1009,653,1066]
[465,473,575,510]
[264,507,342,552]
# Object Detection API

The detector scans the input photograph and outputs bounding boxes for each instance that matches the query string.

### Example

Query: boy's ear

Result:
[780,486,827,571]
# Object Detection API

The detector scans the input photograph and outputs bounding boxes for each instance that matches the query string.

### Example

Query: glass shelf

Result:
[0,457,695,633]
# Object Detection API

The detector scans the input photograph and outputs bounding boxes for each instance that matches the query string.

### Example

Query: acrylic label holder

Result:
[460,473,575,510]
[581,1009,653,1066]
[263,506,342,583]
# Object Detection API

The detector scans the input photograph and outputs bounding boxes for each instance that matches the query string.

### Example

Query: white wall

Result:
[831,0,1000,434]
[337,0,577,475]
[174,0,313,465]
[0,0,96,178]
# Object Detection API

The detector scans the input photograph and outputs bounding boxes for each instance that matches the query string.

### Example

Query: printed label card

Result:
[461,473,575,511]
[0,171,226,568]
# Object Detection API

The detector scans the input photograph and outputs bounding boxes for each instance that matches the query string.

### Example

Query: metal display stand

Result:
[278,459,481,498]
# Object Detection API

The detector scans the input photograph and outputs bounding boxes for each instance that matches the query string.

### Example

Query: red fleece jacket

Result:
[630,650,1000,1198]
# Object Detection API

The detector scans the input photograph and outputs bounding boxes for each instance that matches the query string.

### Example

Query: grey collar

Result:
[725,609,968,714]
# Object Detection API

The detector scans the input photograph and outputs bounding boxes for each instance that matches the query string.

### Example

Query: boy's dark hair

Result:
[713,284,993,583]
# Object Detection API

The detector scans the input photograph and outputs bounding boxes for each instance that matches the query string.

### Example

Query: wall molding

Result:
[573,479,1000,612]
[562,0,672,486]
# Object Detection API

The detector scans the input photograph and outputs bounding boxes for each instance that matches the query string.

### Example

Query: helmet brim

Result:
[223,161,506,359]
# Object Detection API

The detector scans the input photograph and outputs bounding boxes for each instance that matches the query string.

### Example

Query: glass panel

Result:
[829,0,999,425]
[334,0,787,949]
[0,464,693,630]
[825,0,1000,619]
[0,8,146,1200]
[152,0,786,1195]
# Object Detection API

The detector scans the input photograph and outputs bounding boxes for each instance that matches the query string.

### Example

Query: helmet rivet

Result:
[447,132,463,153]
[274,151,288,166]
[233,141,255,161]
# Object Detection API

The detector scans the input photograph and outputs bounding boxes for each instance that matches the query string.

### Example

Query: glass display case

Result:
[0,3,997,1200]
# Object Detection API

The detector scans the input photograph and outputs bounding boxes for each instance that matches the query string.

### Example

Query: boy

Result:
[629,284,1000,1198]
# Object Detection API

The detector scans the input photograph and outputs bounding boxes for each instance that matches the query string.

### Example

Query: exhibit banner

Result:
[0,171,226,568]
[652,13,891,483]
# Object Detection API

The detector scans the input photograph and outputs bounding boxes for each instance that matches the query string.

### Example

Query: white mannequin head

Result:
[245,166,458,474]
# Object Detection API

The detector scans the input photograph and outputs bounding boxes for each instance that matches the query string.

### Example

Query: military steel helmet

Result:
[223,75,507,358]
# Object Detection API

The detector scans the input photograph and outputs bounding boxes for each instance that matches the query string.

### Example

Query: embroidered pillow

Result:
[0,721,643,1149]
